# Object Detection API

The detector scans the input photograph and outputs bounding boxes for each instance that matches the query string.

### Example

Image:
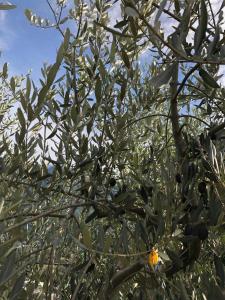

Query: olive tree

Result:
[0,0,225,299]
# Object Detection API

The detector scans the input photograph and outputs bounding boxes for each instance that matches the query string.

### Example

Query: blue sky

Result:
[0,0,152,83]
[0,0,64,81]
[2,0,223,87]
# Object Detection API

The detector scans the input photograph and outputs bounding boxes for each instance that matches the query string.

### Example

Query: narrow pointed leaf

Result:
[194,0,208,53]
[9,273,25,300]
[150,63,175,88]
[95,76,102,103]
[0,251,16,286]
[81,224,92,248]
[199,68,220,88]
[154,0,167,25]
[214,254,225,288]
[17,108,26,129]
[121,50,130,68]
[125,6,138,17]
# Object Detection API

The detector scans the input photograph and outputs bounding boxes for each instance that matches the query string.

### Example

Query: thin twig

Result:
[1,202,92,233]
[71,256,93,300]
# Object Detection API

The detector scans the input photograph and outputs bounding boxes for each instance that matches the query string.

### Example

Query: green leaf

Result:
[121,50,130,69]
[110,37,117,63]
[17,108,26,129]
[27,103,34,122]
[214,254,225,288]
[154,0,167,25]
[63,28,70,51]
[199,68,220,88]
[121,222,129,253]
[36,41,66,113]
[0,251,16,286]
[114,19,128,29]
[120,80,127,101]
[18,126,26,144]
[2,62,8,78]
[7,162,19,175]
[166,248,183,268]
[206,280,225,300]
[180,2,193,42]
[71,105,78,124]
[150,63,175,88]
[24,9,32,20]
[97,225,104,251]
[171,32,186,57]
[47,63,60,86]
[125,6,138,17]
[194,0,208,53]
[209,197,222,226]
[10,77,15,92]
[26,76,31,100]
[174,0,180,14]
[0,4,16,10]
[95,21,134,38]
[95,76,102,103]
[59,16,69,25]
[9,273,25,300]
[129,17,138,36]
[36,85,49,113]
[81,224,92,248]
[103,236,112,252]
[207,25,220,56]
[179,280,190,300]
[47,127,58,139]
[105,124,114,140]
[80,20,87,35]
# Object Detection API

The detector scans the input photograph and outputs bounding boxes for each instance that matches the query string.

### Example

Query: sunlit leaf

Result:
[81,224,92,248]
[125,6,138,17]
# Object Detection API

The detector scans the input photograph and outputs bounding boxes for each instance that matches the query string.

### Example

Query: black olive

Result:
[175,173,182,183]
[147,186,153,197]
[96,162,101,174]
[210,132,217,140]
[109,178,116,187]
[198,181,207,194]
[197,223,208,241]
[184,203,192,212]
[138,186,148,203]
[184,223,208,241]
[86,263,95,273]
[184,224,193,236]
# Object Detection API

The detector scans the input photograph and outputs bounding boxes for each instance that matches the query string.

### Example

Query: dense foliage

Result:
[0,0,225,299]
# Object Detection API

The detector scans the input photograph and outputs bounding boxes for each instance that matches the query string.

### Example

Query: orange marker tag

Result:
[148,248,159,268]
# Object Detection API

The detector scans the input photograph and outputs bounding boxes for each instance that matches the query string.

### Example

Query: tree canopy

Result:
[0,0,225,299]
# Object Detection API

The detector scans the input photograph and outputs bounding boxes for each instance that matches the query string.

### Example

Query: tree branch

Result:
[170,63,185,159]
[105,260,145,297]
[170,63,200,159]
[1,202,92,234]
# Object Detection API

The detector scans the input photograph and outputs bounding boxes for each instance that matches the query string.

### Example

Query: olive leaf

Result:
[194,0,208,53]
[199,68,220,88]
[150,63,176,88]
